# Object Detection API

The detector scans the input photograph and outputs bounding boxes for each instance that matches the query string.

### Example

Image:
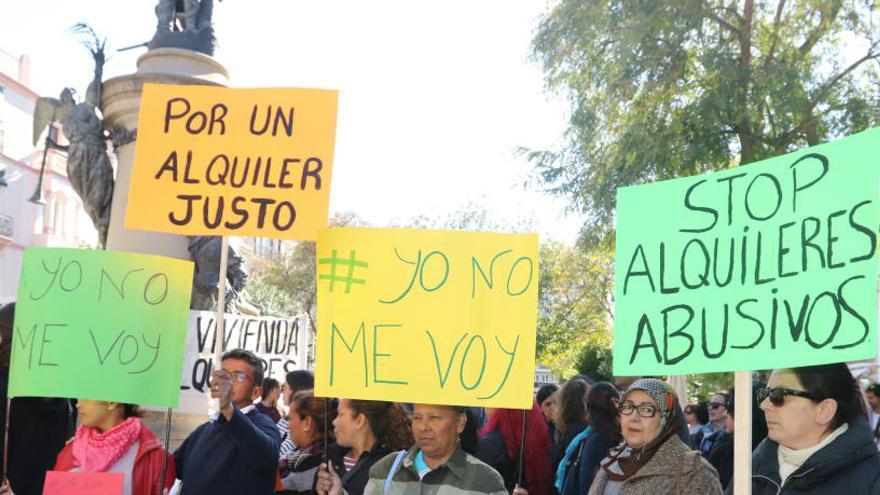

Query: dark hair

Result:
[0,302,13,327]
[727,384,769,449]
[122,404,142,418]
[695,400,709,425]
[290,390,336,442]
[222,348,265,386]
[570,374,595,385]
[459,407,480,456]
[261,377,280,400]
[285,369,315,392]
[347,400,413,451]
[586,382,622,443]
[0,303,14,365]
[556,378,589,440]
[789,363,866,431]
[536,384,559,405]
[867,384,880,397]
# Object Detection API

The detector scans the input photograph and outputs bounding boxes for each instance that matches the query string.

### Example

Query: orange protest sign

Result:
[125,83,338,240]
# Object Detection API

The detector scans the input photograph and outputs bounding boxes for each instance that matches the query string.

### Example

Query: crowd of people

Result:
[3,302,880,494]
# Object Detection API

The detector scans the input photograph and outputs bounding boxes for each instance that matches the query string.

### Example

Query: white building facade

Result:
[0,49,97,302]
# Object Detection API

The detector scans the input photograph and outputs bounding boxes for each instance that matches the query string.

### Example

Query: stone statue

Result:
[188,236,247,311]
[150,0,221,55]
[32,27,114,247]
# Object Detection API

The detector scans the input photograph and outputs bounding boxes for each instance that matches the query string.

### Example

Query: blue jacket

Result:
[558,427,617,495]
[175,407,281,495]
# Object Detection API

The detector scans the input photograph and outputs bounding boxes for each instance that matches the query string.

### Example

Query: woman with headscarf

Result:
[477,400,552,495]
[750,363,880,494]
[588,378,722,495]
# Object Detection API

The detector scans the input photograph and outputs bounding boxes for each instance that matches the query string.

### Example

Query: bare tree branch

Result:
[707,12,740,35]
[762,0,787,69]
[798,2,842,55]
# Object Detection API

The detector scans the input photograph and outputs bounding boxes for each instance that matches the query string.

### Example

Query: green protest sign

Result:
[10,248,194,408]
[614,128,880,376]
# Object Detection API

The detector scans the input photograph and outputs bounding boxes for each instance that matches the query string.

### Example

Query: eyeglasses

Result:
[708,402,726,410]
[756,387,816,407]
[619,401,660,418]
[223,370,252,383]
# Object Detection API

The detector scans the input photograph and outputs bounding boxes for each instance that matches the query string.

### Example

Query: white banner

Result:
[167,310,309,414]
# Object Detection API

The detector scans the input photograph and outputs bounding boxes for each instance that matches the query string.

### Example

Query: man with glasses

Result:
[689,392,729,457]
[173,349,282,494]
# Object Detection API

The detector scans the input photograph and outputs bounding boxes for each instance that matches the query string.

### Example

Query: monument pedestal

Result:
[101,48,230,449]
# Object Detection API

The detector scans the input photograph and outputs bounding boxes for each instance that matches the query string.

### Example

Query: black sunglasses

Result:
[756,387,816,407]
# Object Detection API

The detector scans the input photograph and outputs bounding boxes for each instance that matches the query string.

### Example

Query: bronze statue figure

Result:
[32,26,114,247]
[188,236,247,311]
[151,0,222,55]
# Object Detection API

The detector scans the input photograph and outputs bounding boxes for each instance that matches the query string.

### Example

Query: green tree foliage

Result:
[247,212,365,333]
[686,372,734,403]
[538,240,614,377]
[530,0,880,243]
[574,331,615,382]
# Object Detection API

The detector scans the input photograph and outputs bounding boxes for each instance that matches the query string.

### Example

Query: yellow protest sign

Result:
[125,83,338,240]
[314,228,538,409]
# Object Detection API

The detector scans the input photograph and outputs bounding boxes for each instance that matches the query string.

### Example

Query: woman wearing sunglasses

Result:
[751,363,880,494]
[588,378,722,494]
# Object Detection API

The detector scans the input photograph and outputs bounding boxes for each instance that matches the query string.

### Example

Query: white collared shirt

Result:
[211,404,256,421]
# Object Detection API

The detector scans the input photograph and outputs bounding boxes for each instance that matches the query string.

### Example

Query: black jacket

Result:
[477,431,516,493]
[328,442,393,495]
[706,431,733,490]
[750,417,880,494]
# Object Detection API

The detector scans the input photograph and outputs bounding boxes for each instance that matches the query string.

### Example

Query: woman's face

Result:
[77,399,117,429]
[620,390,662,448]
[685,410,697,427]
[540,392,558,422]
[288,404,316,446]
[760,369,833,450]
[412,404,465,461]
[333,399,360,448]
[268,385,281,404]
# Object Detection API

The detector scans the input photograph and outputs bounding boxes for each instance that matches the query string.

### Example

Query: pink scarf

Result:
[72,417,142,472]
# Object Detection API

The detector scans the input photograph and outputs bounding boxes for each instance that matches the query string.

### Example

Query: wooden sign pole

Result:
[214,236,230,376]
[733,370,752,495]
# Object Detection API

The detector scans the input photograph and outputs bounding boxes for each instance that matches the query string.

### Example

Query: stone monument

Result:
[100,1,244,448]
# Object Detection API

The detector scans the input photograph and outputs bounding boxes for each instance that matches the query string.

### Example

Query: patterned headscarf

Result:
[600,379,684,481]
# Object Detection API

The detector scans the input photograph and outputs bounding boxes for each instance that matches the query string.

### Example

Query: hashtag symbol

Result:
[319,249,368,294]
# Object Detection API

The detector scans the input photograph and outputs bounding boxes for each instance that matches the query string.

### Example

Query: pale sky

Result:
[0,0,584,244]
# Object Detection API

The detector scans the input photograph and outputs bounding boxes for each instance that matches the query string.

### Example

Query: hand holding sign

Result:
[10,248,193,407]
[315,228,538,409]
[210,368,234,418]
